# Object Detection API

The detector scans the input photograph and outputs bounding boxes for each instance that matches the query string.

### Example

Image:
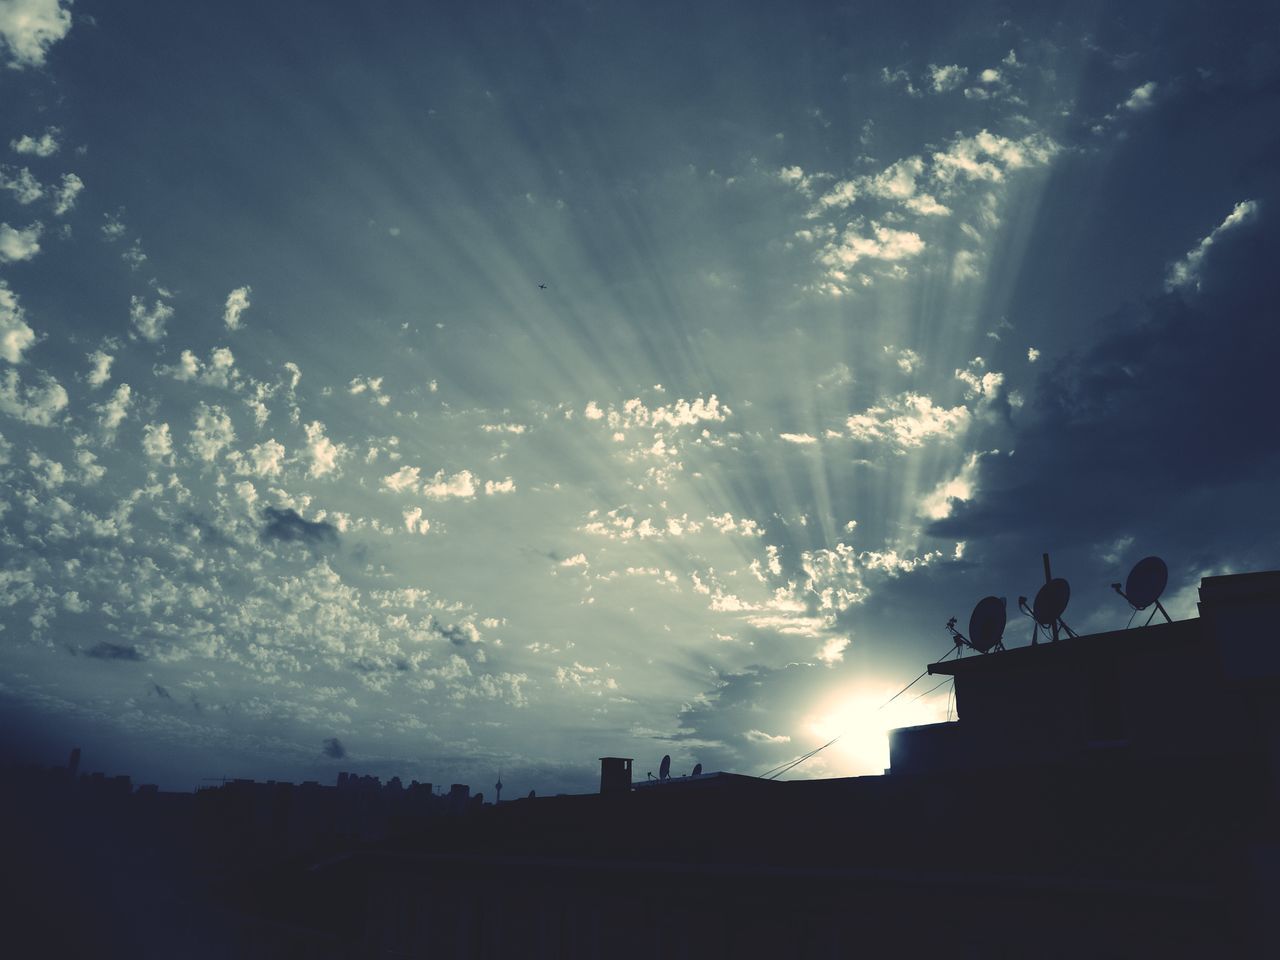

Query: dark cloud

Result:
[322,737,346,759]
[437,623,472,647]
[932,205,1280,580]
[84,642,144,662]
[260,507,338,547]
[150,683,171,699]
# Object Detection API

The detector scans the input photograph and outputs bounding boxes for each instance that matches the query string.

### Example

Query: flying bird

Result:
[537,282,548,290]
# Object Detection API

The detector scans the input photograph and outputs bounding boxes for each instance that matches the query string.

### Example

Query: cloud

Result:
[744,729,792,744]
[0,165,42,204]
[1165,200,1259,292]
[918,452,983,520]
[932,206,1280,572]
[261,506,339,546]
[402,506,431,535]
[484,478,515,495]
[85,641,144,662]
[846,392,970,449]
[382,465,421,493]
[0,281,37,363]
[161,346,237,388]
[92,382,132,435]
[322,736,346,759]
[1123,81,1157,112]
[141,422,174,463]
[52,173,83,216]
[1027,347,1040,363]
[927,63,968,93]
[129,296,173,342]
[931,130,1058,186]
[246,439,286,477]
[0,221,41,262]
[0,0,73,69]
[85,349,112,387]
[304,420,346,478]
[422,468,477,500]
[188,403,235,462]
[10,128,59,156]
[0,367,67,425]
[779,432,817,445]
[819,222,925,277]
[223,286,251,330]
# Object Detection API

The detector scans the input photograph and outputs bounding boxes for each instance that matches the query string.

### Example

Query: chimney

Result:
[599,757,633,795]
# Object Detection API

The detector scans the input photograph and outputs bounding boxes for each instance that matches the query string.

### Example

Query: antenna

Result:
[494,767,503,805]
[946,596,1007,654]
[691,762,703,777]
[1112,555,1172,625]
[659,754,671,781]
[1017,554,1078,643]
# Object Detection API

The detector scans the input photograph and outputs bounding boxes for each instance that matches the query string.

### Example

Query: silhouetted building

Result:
[306,570,1279,957]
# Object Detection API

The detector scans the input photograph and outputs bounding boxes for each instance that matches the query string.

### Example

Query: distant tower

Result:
[494,768,503,805]
[67,747,81,780]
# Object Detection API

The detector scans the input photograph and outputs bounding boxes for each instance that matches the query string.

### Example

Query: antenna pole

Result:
[1154,600,1172,623]
[1043,553,1059,643]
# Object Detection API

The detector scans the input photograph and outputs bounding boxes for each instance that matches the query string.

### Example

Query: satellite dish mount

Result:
[946,595,1007,654]
[1017,553,1078,644]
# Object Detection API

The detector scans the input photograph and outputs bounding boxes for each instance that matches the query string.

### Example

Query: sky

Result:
[1,0,1278,794]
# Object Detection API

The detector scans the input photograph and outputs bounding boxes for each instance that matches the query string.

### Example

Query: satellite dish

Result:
[1032,578,1070,626]
[1112,555,1172,625]
[1125,556,1168,610]
[527,789,536,799]
[968,596,1007,653]
[659,755,671,781]
[691,763,703,777]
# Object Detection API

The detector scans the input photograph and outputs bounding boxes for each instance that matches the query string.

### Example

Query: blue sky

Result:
[1,0,1277,792]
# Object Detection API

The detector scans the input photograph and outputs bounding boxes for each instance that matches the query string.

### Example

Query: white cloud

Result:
[0,0,73,69]
[819,222,925,282]
[979,68,1002,84]
[304,420,346,478]
[223,286,251,330]
[931,130,1058,185]
[779,432,817,445]
[348,375,390,406]
[0,221,42,262]
[51,172,83,215]
[382,465,421,493]
[247,439,286,477]
[141,422,174,463]
[161,346,237,388]
[10,128,59,156]
[189,403,235,462]
[1165,200,1259,292]
[918,452,982,520]
[894,347,921,374]
[559,553,588,568]
[778,165,814,194]
[1027,347,1040,363]
[484,477,515,495]
[928,63,968,93]
[422,468,477,500]
[93,382,132,435]
[954,357,1004,400]
[0,280,37,363]
[1123,81,1157,112]
[402,507,431,535]
[744,729,791,745]
[846,392,970,449]
[0,165,42,204]
[816,636,850,665]
[0,367,67,425]
[480,422,526,434]
[129,295,173,342]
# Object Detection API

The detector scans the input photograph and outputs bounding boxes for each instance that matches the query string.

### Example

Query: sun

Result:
[802,682,951,777]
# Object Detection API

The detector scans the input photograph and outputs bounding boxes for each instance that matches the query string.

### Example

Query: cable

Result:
[907,676,952,704]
